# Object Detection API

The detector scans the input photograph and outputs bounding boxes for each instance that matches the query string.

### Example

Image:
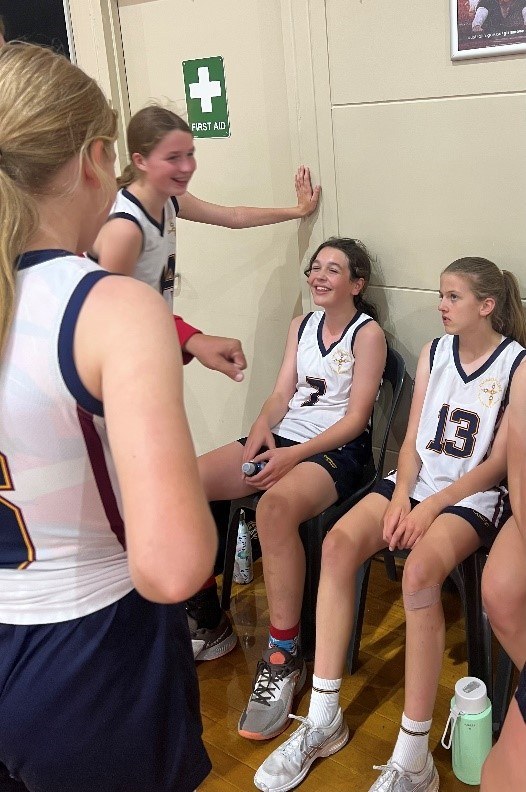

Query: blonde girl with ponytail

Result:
[0,43,214,792]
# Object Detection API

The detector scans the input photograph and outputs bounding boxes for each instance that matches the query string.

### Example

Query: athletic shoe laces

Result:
[279,715,320,760]
[250,659,291,706]
[371,762,415,791]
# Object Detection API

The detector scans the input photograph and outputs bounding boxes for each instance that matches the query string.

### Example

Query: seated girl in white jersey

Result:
[91,105,320,382]
[253,257,526,792]
[0,44,218,792]
[480,319,526,790]
[197,237,387,734]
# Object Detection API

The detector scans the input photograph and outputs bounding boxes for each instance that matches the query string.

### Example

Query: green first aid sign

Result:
[182,56,230,139]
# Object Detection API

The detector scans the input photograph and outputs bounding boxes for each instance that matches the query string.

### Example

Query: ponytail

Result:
[501,270,526,347]
[354,292,379,323]
[0,168,39,358]
[117,162,136,189]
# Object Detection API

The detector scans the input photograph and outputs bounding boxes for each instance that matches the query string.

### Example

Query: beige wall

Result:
[69,0,525,462]
[323,0,526,379]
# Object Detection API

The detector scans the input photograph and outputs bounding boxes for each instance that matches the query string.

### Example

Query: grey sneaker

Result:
[254,709,349,791]
[368,752,439,792]
[238,647,306,740]
[188,611,237,661]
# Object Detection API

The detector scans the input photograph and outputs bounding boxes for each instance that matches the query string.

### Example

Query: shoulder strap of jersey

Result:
[297,312,313,342]
[503,348,526,407]
[429,337,440,372]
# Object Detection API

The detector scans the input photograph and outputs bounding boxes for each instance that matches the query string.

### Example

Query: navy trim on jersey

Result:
[122,188,165,234]
[77,405,125,548]
[503,349,526,407]
[107,211,145,253]
[317,310,363,356]
[350,317,373,354]
[297,312,313,343]
[453,334,514,384]
[170,196,180,215]
[86,252,99,263]
[17,249,74,271]
[58,270,110,417]
[108,212,145,235]
[429,337,440,371]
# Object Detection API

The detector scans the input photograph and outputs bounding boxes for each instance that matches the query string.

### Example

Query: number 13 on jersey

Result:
[0,452,34,569]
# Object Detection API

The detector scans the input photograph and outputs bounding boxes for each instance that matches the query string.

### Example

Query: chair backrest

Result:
[369,346,406,486]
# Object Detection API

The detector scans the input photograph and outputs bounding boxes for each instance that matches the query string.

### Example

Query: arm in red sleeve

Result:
[173,315,202,365]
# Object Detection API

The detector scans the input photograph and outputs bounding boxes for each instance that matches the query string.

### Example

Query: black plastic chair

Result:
[220,347,407,661]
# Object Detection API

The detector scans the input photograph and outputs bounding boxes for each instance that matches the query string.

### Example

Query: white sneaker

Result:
[253,709,349,792]
[368,752,439,792]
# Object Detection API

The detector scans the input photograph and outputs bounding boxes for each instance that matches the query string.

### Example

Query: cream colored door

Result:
[112,0,320,454]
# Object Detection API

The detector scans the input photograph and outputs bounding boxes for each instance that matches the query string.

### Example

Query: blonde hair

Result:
[443,257,526,346]
[118,105,192,188]
[0,43,117,358]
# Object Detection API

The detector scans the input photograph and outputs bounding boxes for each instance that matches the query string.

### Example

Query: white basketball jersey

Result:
[109,189,178,309]
[0,250,133,624]
[388,334,526,521]
[273,310,374,443]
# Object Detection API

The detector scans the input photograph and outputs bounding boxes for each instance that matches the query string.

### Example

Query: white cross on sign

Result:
[189,67,222,113]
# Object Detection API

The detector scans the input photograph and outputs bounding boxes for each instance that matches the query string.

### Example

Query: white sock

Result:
[391,713,432,773]
[307,674,341,727]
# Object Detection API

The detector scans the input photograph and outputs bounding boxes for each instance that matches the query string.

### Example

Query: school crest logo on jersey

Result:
[330,348,353,375]
[478,378,502,408]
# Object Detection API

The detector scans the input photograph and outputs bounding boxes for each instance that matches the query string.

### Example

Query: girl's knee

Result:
[402,553,444,595]
[321,523,368,576]
[255,492,296,539]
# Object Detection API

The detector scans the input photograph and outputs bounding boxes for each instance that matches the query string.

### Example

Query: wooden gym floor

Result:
[198,557,476,792]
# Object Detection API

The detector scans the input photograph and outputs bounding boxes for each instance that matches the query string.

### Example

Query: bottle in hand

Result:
[241,461,267,477]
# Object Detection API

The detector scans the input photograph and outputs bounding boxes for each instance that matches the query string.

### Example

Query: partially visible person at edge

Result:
[91,104,320,381]
[0,43,215,792]
[254,257,526,792]
[195,238,386,702]
[480,306,526,791]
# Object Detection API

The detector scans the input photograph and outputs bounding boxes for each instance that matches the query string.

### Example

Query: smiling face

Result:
[438,273,494,334]
[132,129,196,197]
[307,246,364,309]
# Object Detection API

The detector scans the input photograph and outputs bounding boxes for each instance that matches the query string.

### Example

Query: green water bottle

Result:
[441,676,492,785]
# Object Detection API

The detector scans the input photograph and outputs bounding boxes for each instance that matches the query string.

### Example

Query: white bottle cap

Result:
[454,677,489,715]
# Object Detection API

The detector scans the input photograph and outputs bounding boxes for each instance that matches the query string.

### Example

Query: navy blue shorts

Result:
[515,663,526,723]
[372,478,507,549]
[0,589,211,792]
[238,433,365,502]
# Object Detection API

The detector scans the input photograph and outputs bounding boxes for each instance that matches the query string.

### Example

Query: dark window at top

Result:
[0,0,71,59]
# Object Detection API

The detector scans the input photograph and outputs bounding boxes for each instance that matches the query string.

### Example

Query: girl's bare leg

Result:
[482,516,526,670]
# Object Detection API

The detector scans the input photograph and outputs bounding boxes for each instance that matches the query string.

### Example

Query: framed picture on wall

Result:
[451,0,526,59]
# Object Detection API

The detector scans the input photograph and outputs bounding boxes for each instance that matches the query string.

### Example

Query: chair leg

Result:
[220,506,241,610]
[492,647,516,736]
[347,559,372,675]
[299,517,324,661]
[383,550,398,581]
[461,551,493,701]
